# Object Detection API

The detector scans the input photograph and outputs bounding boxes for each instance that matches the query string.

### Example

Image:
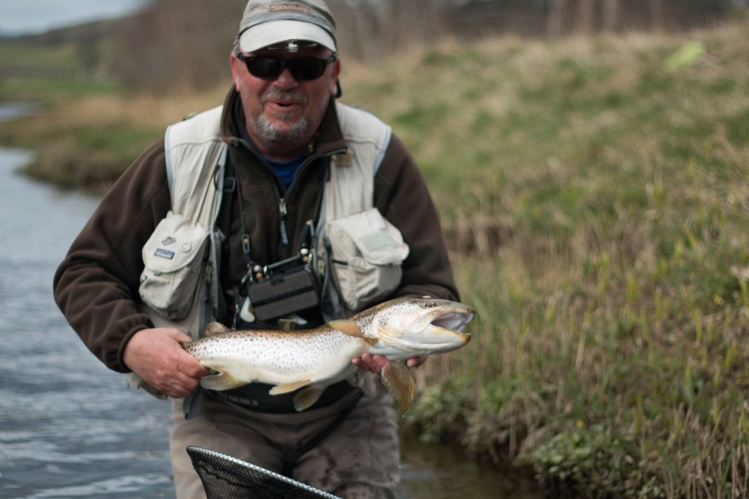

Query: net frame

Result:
[187,445,342,499]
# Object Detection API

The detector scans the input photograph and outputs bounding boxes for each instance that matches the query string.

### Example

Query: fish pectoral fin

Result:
[381,362,416,413]
[376,324,401,348]
[293,386,324,412]
[269,379,312,395]
[199,371,247,391]
[329,320,377,346]
[204,322,231,336]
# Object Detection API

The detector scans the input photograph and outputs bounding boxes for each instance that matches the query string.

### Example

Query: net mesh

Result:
[186,446,342,499]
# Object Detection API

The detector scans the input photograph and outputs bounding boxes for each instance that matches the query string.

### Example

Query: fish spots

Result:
[182,297,475,410]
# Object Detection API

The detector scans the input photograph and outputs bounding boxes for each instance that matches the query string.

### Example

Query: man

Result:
[53,0,458,497]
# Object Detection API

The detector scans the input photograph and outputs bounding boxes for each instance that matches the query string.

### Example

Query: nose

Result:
[273,68,298,89]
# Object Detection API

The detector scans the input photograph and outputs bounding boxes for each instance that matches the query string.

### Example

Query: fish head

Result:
[368,297,475,357]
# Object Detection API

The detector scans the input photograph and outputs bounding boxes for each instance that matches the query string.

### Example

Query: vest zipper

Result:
[234,137,347,251]
[278,148,346,248]
[278,197,289,246]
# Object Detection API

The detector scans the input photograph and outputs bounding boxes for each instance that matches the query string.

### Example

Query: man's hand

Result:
[123,328,209,399]
[352,353,427,374]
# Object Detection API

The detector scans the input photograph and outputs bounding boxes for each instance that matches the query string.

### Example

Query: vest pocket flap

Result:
[139,211,209,320]
[325,208,409,311]
[327,208,409,265]
[141,211,209,273]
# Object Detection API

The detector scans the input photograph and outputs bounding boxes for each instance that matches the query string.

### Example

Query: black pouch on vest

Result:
[245,265,320,322]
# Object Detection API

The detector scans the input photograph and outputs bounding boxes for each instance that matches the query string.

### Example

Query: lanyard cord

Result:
[230,148,339,293]
[234,177,254,273]
[221,154,254,273]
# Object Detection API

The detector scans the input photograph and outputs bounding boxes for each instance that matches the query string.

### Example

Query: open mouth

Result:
[431,311,475,333]
[261,89,303,111]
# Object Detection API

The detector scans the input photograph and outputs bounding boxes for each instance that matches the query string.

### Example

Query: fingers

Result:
[172,330,194,344]
[177,351,211,379]
[123,327,208,399]
[352,353,386,374]
[406,355,428,368]
[146,351,204,398]
[353,353,429,373]
[161,367,200,399]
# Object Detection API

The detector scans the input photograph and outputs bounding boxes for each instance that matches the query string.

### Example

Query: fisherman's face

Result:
[231,43,340,160]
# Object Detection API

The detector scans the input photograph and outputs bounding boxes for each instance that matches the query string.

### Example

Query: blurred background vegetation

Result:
[1,0,747,96]
[2,1,749,497]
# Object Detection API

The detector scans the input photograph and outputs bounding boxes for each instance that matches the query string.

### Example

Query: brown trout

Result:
[182,297,475,411]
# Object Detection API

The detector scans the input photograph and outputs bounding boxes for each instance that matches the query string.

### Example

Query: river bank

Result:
[2,16,749,497]
[0,141,544,499]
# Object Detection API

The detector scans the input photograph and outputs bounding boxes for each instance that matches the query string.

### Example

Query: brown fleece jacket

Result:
[53,87,459,373]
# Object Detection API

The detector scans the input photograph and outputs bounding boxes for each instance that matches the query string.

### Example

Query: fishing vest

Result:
[136,102,409,343]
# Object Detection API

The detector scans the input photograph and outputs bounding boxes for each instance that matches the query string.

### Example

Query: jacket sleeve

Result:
[53,140,171,372]
[374,134,460,302]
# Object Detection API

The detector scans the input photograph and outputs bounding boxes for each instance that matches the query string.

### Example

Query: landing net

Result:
[186,445,342,499]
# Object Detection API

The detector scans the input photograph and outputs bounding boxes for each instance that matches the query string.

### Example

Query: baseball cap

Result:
[237,0,337,53]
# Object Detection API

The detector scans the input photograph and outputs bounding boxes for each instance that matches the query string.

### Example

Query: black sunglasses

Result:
[235,51,336,81]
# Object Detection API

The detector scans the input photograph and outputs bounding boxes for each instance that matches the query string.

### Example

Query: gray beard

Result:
[256,112,309,145]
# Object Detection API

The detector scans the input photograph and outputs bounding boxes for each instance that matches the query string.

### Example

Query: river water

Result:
[0,108,543,499]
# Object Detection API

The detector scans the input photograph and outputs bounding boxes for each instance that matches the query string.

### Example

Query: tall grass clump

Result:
[377,18,749,498]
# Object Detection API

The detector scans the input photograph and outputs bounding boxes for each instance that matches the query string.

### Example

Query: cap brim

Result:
[238,20,336,53]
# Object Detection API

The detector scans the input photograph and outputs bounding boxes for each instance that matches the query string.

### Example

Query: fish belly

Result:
[194,333,366,390]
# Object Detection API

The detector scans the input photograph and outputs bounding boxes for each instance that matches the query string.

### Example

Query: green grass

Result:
[415,23,746,497]
[0,39,79,71]
[352,19,749,498]
[2,76,121,103]
[0,34,123,103]
[2,16,749,497]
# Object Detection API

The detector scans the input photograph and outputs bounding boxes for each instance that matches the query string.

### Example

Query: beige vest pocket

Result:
[138,211,209,320]
[327,208,409,311]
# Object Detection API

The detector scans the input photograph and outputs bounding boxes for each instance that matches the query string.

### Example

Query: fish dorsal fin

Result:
[269,379,311,395]
[293,386,324,412]
[381,362,416,412]
[204,322,230,336]
[328,319,363,335]
[329,320,378,346]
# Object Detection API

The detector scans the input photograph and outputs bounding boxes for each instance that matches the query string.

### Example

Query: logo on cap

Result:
[269,4,313,14]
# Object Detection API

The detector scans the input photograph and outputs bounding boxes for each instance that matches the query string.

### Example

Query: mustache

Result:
[261,89,307,106]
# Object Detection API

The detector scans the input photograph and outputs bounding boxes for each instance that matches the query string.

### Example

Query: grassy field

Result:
[0,31,123,103]
[2,16,749,497]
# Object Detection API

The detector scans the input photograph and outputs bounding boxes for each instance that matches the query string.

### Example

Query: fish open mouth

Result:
[431,310,475,334]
